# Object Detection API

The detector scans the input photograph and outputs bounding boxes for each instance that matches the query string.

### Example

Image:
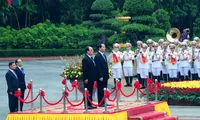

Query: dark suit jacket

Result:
[82,54,97,82]
[15,67,26,90]
[94,52,109,81]
[5,70,19,93]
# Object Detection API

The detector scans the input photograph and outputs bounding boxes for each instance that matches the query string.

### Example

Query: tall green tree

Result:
[152,0,199,36]
[122,0,165,42]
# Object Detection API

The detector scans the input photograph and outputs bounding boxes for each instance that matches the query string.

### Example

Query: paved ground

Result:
[0,60,200,119]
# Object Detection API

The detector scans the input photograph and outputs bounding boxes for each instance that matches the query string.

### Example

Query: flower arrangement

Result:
[60,56,83,80]
[144,81,200,105]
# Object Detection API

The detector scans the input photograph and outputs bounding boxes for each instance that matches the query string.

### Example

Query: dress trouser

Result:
[8,94,18,112]
[97,78,108,105]
[20,89,25,111]
[84,80,94,107]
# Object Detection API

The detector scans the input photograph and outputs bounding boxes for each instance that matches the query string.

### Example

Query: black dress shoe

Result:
[140,87,145,89]
[112,87,116,89]
[87,105,97,109]
[99,104,111,107]
[124,84,129,87]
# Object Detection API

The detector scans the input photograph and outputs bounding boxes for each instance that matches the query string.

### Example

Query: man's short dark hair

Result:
[15,59,20,64]
[85,46,91,53]
[8,62,15,67]
[97,43,104,51]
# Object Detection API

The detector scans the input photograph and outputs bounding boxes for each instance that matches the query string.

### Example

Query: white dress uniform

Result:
[122,50,134,77]
[189,48,198,74]
[147,47,154,73]
[196,50,200,78]
[108,51,123,79]
[175,47,181,73]
[135,49,141,74]
[178,49,190,77]
[166,51,178,78]
[137,50,149,79]
[161,48,170,74]
[151,49,162,76]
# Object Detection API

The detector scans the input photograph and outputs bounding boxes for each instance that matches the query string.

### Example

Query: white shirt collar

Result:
[18,66,22,69]
[99,51,104,55]
[9,69,14,72]
[87,54,92,58]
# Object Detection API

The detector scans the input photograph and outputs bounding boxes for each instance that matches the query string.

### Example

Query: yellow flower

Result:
[78,72,81,75]
[162,81,200,88]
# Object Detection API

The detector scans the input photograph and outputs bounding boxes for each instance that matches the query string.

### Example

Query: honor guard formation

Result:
[108,36,200,89]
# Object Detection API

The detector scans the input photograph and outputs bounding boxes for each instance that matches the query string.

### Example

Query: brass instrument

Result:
[190,48,195,68]
[166,28,181,43]
[152,50,156,62]
[161,49,166,67]
[133,49,139,72]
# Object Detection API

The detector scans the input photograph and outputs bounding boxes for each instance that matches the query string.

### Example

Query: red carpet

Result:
[127,103,178,120]
[7,101,178,120]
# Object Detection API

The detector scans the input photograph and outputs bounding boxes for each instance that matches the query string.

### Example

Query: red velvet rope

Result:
[110,88,116,94]
[27,83,32,89]
[18,94,40,104]
[14,90,22,97]
[138,89,155,95]
[134,81,141,89]
[107,90,118,102]
[66,97,84,107]
[71,81,79,87]
[65,86,75,92]
[87,96,105,107]
[120,87,136,97]
[24,88,31,101]
[117,82,122,89]
[62,78,66,85]
[77,87,85,94]
[42,96,63,106]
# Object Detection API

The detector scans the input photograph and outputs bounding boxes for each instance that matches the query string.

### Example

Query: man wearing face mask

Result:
[122,43,134,87]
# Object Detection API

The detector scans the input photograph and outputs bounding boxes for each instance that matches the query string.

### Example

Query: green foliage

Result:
[90,14,108,21]
[100,19,115,26]
[149,28,165,36]
[193,18,200,37]
[82,21,94,27]
[111,20,129,30]
[91,0,114,11]
[90,28,113,36]
[123,0,154,16]
[132,15,158,25]
[152,9,171,31]
[122,24,150,33]
[107,34,125,44]
[0,20,92,49]
[0,49,84,57]
[78,40,97,48]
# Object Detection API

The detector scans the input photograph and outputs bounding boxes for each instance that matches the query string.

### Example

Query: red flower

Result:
[134,81,140,89]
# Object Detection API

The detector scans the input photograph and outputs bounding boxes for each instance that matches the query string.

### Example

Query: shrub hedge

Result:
[0,49,84,57]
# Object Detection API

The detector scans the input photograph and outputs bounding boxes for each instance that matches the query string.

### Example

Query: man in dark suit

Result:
[94,43,109,107]
[5,62,19,112]
[15,59,26,111]
[82,46,97,109]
